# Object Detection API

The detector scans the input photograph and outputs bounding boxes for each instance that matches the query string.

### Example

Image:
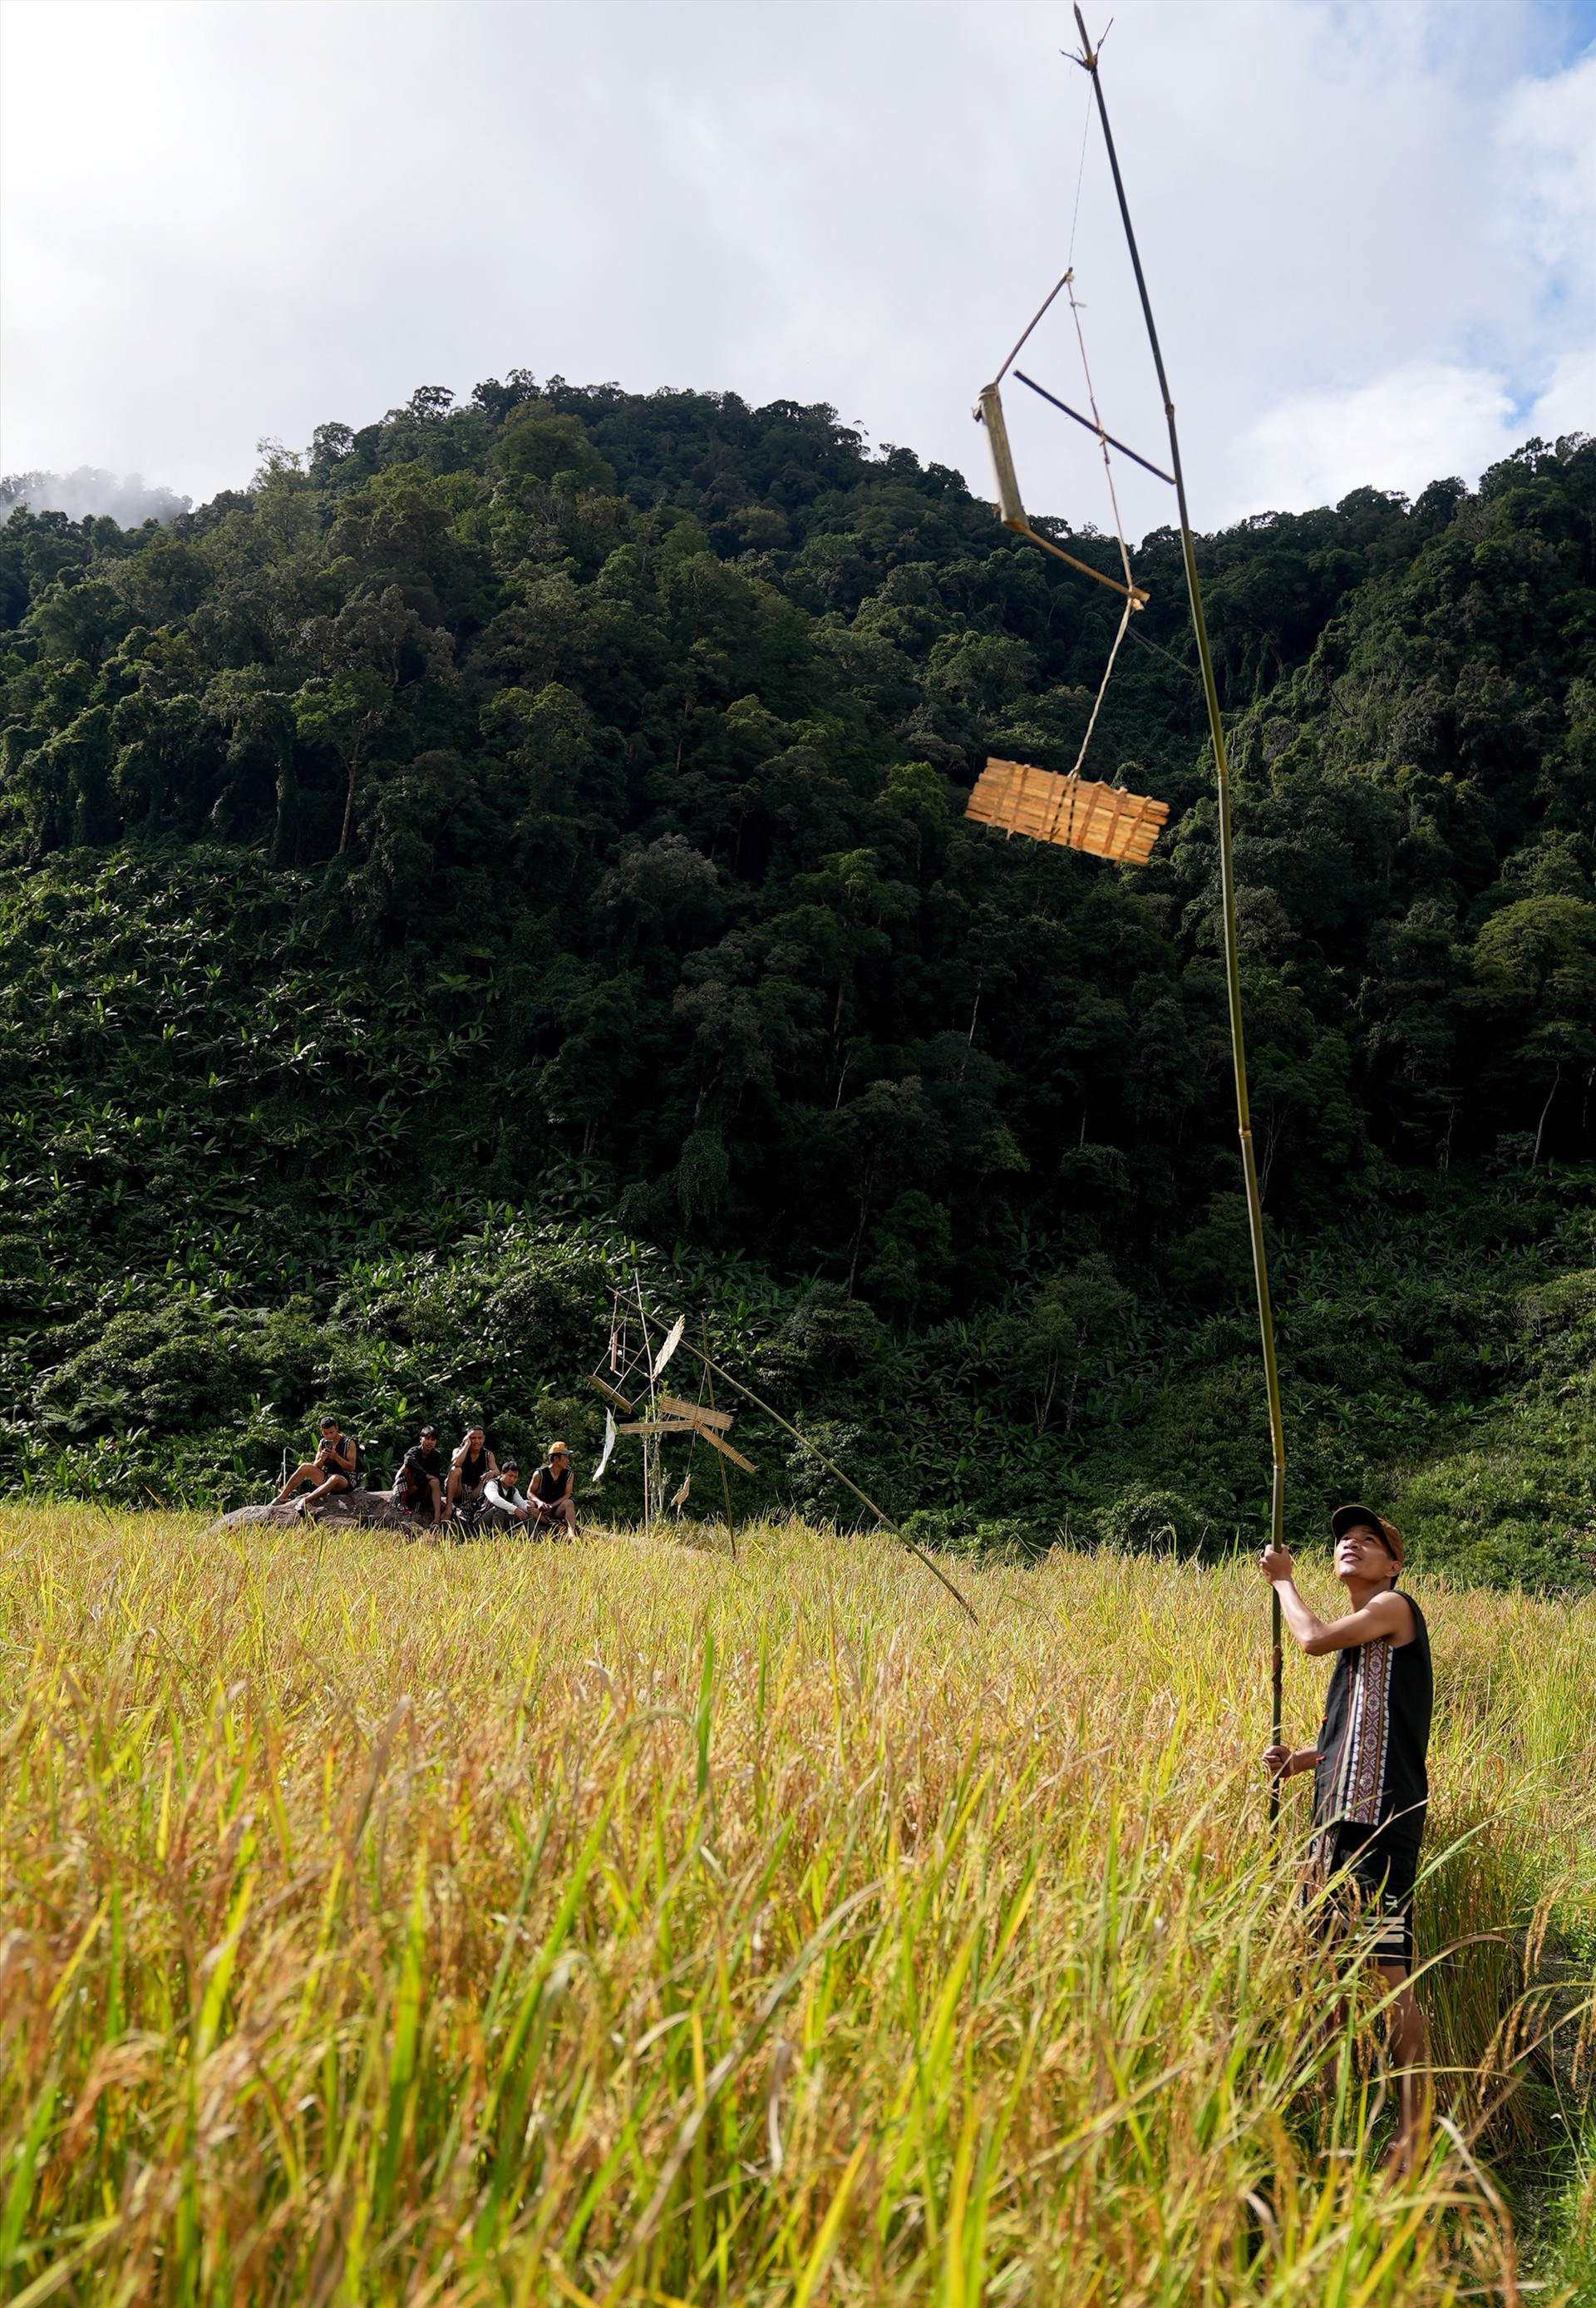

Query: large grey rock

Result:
[207,1487,423,1536]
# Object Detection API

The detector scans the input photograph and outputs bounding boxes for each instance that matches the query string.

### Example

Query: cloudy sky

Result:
[2,0,1593,537]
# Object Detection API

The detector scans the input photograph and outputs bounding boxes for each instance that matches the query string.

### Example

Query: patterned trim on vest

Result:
[1332,1639,1393,1827]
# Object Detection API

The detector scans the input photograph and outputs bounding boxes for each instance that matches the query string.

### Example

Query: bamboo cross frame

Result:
[1070,7,1288,1817]
[633,1312,978,1624]
[977,383,1150,607]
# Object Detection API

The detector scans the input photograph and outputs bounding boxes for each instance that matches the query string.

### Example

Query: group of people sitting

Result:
[272,1416,578,1536]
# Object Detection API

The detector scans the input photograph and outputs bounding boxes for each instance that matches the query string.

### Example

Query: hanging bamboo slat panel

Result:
[965,757,1168,865]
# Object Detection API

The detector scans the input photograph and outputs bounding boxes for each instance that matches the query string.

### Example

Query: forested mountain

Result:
[2,376,1593,1584]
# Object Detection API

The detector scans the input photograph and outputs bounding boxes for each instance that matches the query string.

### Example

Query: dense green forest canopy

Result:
[1,374,1594,1583]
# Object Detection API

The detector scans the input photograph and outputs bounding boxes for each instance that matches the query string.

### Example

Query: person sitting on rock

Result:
[480,1461,533,1530]
[275,1417,357,1512]
[393,1424,446,1525]
[527,1442,577,1537]
[446,1423,498,1521]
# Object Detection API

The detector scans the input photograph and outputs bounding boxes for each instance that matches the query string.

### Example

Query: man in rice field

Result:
[1262,1505,1432,2172]
[273,1416,358,1512]
[393,1423,446,1525]
[527,1442,578,1537]
[446,1424,498,1521]
[480,1460,534,1530]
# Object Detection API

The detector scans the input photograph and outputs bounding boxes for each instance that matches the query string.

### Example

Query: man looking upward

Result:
[1262,1505,1433,2173]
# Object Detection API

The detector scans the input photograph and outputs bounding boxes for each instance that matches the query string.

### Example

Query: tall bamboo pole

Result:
[633,1269,659,1539]
[1071,8,1287,1816]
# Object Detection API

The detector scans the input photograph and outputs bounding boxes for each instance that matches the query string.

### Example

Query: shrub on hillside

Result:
[1402,1447,1596,1594]
[1094,1483,1219,1557]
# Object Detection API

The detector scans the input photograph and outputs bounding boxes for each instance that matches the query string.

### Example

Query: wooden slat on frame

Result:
[964,757,1168,866]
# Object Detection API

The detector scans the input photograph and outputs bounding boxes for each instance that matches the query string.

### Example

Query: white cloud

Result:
[0,467,190,525]
[1223,32,1596,514]
[1530,344,1596,440]
[0,0,1591,530]
[1499,47,1596,286]
[1237,364,1517,511]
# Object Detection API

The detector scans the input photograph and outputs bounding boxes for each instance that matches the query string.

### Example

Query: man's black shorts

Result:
[1308,1825,1418,1970]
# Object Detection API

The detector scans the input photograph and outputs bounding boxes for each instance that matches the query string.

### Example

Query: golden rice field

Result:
[2,1505,1594,2306]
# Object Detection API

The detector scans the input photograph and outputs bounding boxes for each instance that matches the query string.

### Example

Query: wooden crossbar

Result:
[965,757,1168,866]
[657,1393,733,1433]
[618,1414,756,1472]
[587,1374,638,1414]
[690,1427,757,1476]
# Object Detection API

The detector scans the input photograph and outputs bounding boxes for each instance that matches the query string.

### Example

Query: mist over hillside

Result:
[0,465,190,527]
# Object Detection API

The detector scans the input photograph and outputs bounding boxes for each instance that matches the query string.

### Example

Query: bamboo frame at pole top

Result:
[1068,8,1288,1812]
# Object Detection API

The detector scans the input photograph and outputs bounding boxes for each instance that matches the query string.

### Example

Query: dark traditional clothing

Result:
[1309,1595,1432,1966]
[396,1442,442,1516]
[317,1434,356,1487]
[530,1462,572,1508]
[454,1443,491,1495]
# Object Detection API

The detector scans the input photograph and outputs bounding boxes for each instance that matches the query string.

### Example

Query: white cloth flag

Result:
[652,1314,686,1380]
[594,1408,617,1483]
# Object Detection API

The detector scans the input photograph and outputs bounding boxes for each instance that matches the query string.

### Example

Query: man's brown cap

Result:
[1331,1502,1402,1571]
[548,1441,570,1457]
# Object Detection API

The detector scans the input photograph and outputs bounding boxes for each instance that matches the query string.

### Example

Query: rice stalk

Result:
[2,1506,1592,2303]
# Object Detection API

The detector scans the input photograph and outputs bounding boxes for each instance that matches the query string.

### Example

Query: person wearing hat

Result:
[1262,1504,1433,2171]
[527,1442,577,1538]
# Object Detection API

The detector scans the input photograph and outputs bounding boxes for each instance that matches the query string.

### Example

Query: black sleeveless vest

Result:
[1312,1593,1432,1859]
